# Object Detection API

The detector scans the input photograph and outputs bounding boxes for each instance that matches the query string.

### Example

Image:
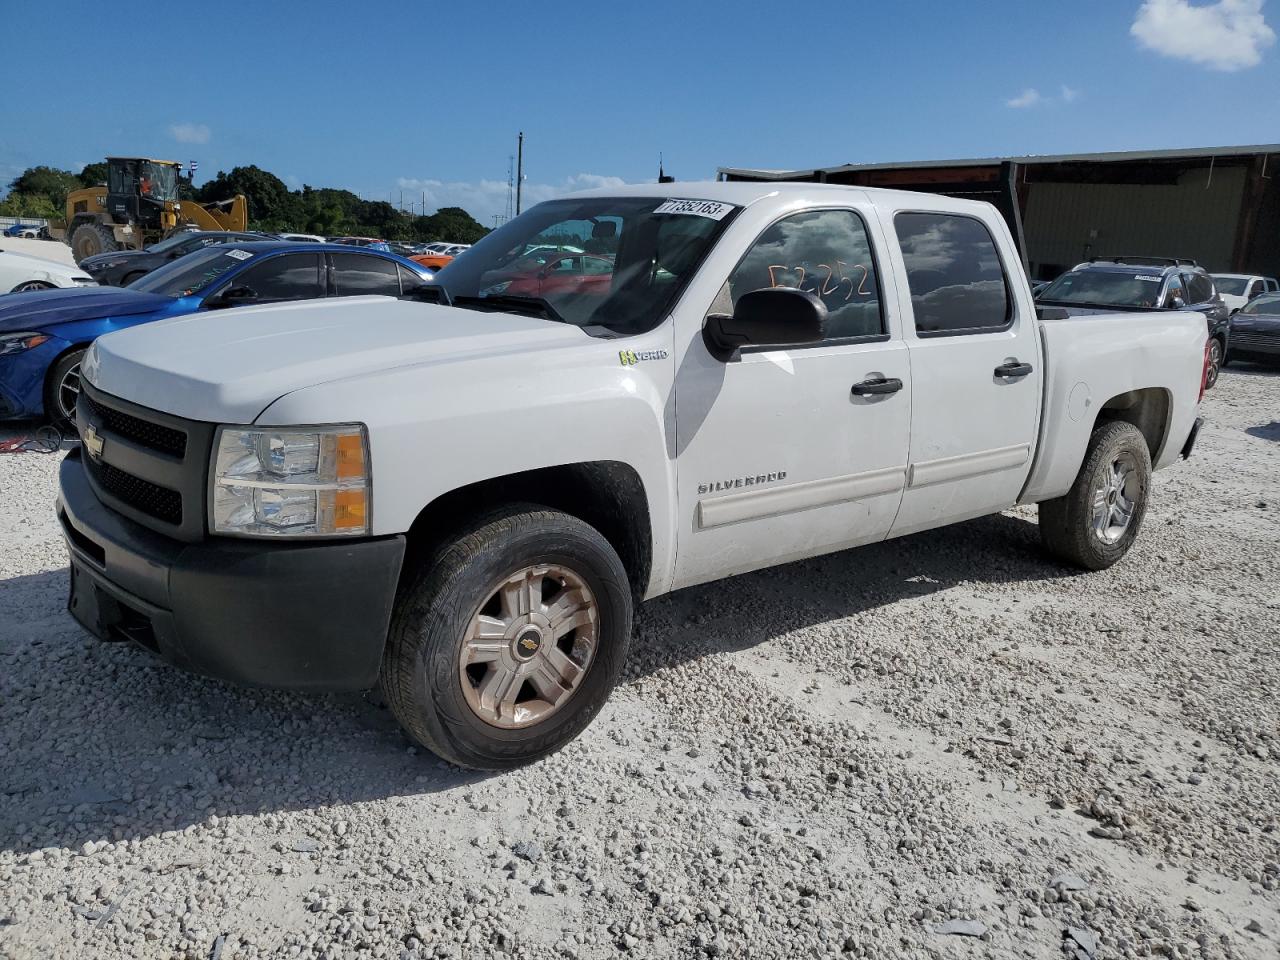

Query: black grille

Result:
[92,460,183,526]
[82,392,187,458]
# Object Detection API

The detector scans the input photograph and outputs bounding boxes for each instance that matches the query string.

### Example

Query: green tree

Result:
[422,206,488,244]
[0,192,61,219]
[199,165,292,230]
[77,162,108,187]
[7,166,81,211]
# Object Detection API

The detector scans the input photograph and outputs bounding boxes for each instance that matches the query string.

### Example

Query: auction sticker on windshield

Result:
[1135,275,1161,282]
[653,199,735,220]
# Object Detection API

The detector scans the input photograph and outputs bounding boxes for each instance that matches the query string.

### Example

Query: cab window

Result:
[895,212,1010,335]
[228,253,325,302]
[716,208,884,341]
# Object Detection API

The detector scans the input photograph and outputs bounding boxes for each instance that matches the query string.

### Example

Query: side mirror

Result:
[1170,295,1186,310]
[212,285,259,308]
[704,287,827,361]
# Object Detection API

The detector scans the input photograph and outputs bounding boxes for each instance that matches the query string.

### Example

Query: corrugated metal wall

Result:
[1023,166,1245,275]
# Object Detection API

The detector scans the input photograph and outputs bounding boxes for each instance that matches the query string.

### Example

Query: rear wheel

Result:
[380,505,632,769]
[1039,421,1152,571]
[44,348,86,428]
[68,222,119,264]
[1204,338,1223,389]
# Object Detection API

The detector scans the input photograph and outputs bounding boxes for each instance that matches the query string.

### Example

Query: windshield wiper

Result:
[452,294,569,325]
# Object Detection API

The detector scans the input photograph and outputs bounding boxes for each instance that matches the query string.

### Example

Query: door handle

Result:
[994,361,1034,379]
[851,377,903,396]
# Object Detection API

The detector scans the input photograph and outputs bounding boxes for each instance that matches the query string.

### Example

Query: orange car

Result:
[410,253,453,272]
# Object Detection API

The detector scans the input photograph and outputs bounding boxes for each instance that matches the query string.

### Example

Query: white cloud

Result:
[1131,0,1275,71]
[169,122,211,144]
[396,172,628,224]
[1005,88,1042,108]
[1060,84,1080,102]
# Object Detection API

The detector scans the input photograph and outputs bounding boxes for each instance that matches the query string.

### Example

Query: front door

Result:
[672,206,911,589]
[883,208,1043,537]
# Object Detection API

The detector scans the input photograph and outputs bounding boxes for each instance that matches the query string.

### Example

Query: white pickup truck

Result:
[58,183,1209,769]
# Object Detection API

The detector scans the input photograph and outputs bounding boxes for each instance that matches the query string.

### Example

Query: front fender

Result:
[256,334,678,595]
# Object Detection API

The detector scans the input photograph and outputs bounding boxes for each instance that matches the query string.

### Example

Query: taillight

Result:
[1198,338,1211,402]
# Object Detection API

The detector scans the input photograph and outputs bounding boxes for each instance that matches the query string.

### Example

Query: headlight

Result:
[481,281,511,295]
[0,332,51,356]
[211,424,370,538]
[90,258,130,270]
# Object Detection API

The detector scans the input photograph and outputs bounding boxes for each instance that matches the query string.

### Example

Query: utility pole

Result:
[516,131,524,216]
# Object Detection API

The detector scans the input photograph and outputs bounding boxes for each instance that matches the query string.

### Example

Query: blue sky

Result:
[2,0,1277,224]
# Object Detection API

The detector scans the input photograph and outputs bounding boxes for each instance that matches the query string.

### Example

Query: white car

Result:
[1212,273,1279,313]
[60,182,1207,770]
[0,248,96,294]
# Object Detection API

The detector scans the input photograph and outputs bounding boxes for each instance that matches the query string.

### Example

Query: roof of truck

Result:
[561,178,991,210]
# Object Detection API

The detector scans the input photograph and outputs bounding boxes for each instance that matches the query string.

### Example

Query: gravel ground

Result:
[1,368,1277,960]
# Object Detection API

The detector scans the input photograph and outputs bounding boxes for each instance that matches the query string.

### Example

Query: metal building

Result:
[718,144,1280,281]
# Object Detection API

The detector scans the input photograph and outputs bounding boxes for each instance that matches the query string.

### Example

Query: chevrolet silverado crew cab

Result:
[57,183,1209,769]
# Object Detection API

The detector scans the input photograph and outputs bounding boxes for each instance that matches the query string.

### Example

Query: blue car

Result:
[0,242,434,424]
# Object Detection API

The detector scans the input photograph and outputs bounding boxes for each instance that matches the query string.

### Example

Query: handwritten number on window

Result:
[768,262,870,302]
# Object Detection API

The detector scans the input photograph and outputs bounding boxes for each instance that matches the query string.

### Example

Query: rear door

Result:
[883,207,1043,538]
[330,253,404,297]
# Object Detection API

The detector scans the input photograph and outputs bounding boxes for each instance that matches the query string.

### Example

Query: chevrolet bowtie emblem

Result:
[83,425,104,460]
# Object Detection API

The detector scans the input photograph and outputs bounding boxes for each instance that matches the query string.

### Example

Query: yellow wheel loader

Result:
[60,157,248,264]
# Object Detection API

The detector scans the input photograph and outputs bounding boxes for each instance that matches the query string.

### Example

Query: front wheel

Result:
[11,280,54,293]
[1038,420,1152,571]
[380,506,633,769]
[44,348,86,428]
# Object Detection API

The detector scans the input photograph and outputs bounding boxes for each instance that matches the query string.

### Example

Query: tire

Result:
[380,505,633,769]
[11,280,54,293]
[1038,420,1152,571]
[1204,338,1223,389]
[68,222,118,265]
[44,348,86,428]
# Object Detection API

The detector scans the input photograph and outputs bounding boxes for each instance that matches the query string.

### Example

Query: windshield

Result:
[433,196,737,331]
[129,246,251,297]
[1240,294,1280,315]
[1037,269,1165,307]
[140,162,179,202]
[1213,277,1249,295]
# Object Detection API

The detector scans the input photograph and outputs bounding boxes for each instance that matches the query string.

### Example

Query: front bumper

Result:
[57,449,405,690]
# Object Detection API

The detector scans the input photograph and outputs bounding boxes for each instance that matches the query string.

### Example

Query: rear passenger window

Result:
[895,213,1011,335]
[719,209,883,340]
[332,254,402,296]
[1186,273,1214,303]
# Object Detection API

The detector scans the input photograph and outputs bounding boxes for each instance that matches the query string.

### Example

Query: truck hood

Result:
[84,295,592,423]
[0,287,174,333]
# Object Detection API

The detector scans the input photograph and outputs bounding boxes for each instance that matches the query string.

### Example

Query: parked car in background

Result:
[329,236,392,252]
[480,252,614,298]
[1211,273,1279,313]
[410,251,455,272]
[4,223,46,239]
[0,248,96,293]
[80,230,275,287]
[278,232,326,243]
[1035,257,1230,387]
[0,242,433,424]
[1225,293,1280,367]
[56,183,1207,769]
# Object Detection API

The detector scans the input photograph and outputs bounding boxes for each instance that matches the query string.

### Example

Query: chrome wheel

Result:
[57,362,82,421]
[1205,340,1222,389]
[458,564,598,729]
[1091,453,1139,544]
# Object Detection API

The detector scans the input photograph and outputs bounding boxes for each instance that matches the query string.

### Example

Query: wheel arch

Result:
[404,460,653,603]
[41,341,90,419]
[1092,386,1172,463]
